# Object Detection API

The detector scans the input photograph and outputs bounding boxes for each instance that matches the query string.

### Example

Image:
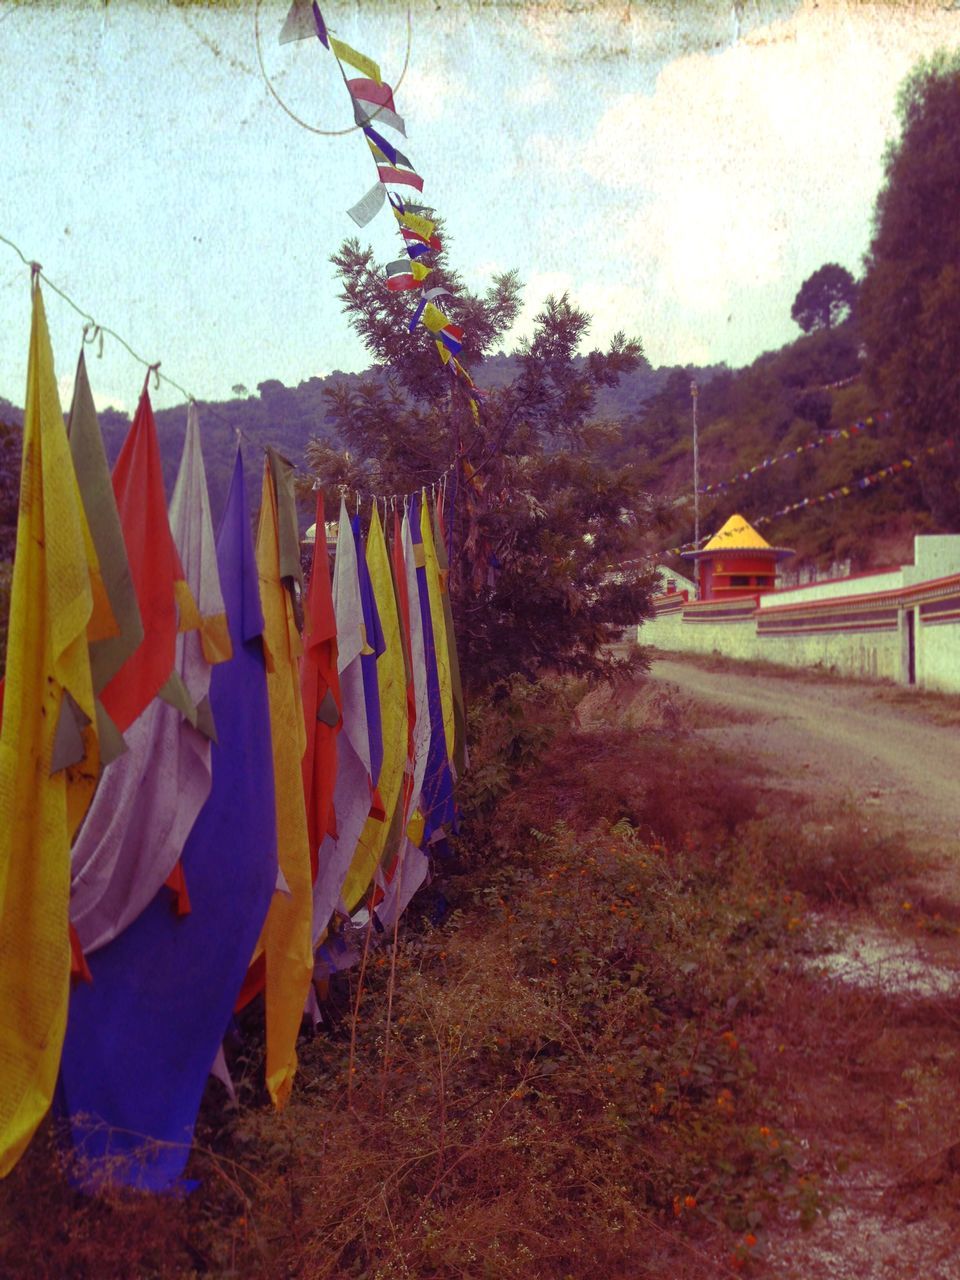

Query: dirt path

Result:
[648,657,960,1279]
[648,658,960,862]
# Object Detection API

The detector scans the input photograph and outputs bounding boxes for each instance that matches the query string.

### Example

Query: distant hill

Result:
[1,328,941,578]
[0,357,715,529]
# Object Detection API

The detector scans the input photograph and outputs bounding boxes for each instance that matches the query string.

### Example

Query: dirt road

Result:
[648,657,960,858]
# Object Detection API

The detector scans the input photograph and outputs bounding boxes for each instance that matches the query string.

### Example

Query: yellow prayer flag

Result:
[421,302,450,335]
[420,495,455,765]
[411,261,433,283]
[329,37,381,84]
[253,461,313,1110]
[435,340,451,366]
[400,211,435,240]
[0,284,99,1176]
[340,507,408,914]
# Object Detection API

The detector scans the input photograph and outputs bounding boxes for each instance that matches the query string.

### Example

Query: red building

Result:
[684,514,793,602]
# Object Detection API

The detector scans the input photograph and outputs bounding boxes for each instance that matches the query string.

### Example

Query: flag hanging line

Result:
[0,232,466,508]
[0,231,316,480]
[698,412,891,495]
[663,438,950,557]
[252,0,413,138]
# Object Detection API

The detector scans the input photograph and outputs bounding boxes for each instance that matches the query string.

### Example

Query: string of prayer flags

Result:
[0,283,99,1177]
[699,414,890,495]
[59,447,279,1192]
[70,403,230,957]
[277,12,485,410]
[279,0,328,47]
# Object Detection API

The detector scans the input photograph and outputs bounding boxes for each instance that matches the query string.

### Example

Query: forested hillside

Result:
[631,321,936,575]
[0,323,940,579]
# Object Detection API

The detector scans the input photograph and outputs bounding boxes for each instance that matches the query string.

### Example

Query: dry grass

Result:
[3,675,959,1278]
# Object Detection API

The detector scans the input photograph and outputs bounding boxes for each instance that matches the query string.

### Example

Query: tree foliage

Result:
[790,263,857,334]
[860,51,960,524]
[311,238,657,692]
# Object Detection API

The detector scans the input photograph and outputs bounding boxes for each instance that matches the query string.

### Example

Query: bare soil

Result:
[649,657,960,864]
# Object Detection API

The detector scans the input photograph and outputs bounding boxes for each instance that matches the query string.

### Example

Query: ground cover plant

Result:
[3,675,959,1279]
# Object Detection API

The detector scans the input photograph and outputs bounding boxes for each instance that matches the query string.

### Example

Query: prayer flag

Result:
[347,181,387,228]
[347,77,398,113]
[0,284,98,1177]
[66,350,142,765]
[248,458,313,1110]
[352,97,406,136]
[433,498,467,779]
[339,507,407,915]
[301,495,341,878]
[362,125,403,168]
[69,404,230,956]
[375,161,424,192]
[386,260,417,292]
[353,513,385,794]
[421,495,455,773]
[99,387,199,733]
[438,324,464,356]
[279,0,329,47]
[401,501,434,825]
[395,209,435,240]
[59,447,278,1192]
[313,500,374,944]
[330,37,381,84]
[410,494,455,843]
[421,302,451,334]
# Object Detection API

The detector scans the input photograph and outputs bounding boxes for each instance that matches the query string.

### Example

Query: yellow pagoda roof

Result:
[702,514,771,552]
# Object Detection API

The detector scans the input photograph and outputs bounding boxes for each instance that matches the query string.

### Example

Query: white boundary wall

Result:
[640,536,960,692]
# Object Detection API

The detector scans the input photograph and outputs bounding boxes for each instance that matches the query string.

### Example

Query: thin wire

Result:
[253,0,412,138]
[0,231,320,482]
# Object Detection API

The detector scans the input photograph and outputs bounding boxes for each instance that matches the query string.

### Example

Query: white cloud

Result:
[577,0,960,363]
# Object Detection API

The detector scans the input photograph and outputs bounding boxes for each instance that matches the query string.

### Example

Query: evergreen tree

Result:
[860,51,960,524]
[309,236,656,692]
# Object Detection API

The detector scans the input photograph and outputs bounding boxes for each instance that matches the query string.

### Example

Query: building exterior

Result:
[641,531,960,693]
[682,513,793,602]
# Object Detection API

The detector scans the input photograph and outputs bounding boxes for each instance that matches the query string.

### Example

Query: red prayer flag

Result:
[300,495,342,880]
[98,388,192,731]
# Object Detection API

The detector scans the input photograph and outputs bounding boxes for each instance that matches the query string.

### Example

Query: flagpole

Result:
[691,378,700,555]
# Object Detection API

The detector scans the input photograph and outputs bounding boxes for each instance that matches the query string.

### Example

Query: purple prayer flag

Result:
[57,447,278,1192]
[352,514,385,788]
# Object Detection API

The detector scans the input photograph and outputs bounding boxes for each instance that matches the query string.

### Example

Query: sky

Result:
[1,0,959,419]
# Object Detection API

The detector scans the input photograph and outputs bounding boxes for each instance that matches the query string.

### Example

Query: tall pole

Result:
[691,378,700,552]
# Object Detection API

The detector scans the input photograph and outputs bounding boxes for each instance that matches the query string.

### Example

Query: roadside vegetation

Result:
[5,674,960,1279]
